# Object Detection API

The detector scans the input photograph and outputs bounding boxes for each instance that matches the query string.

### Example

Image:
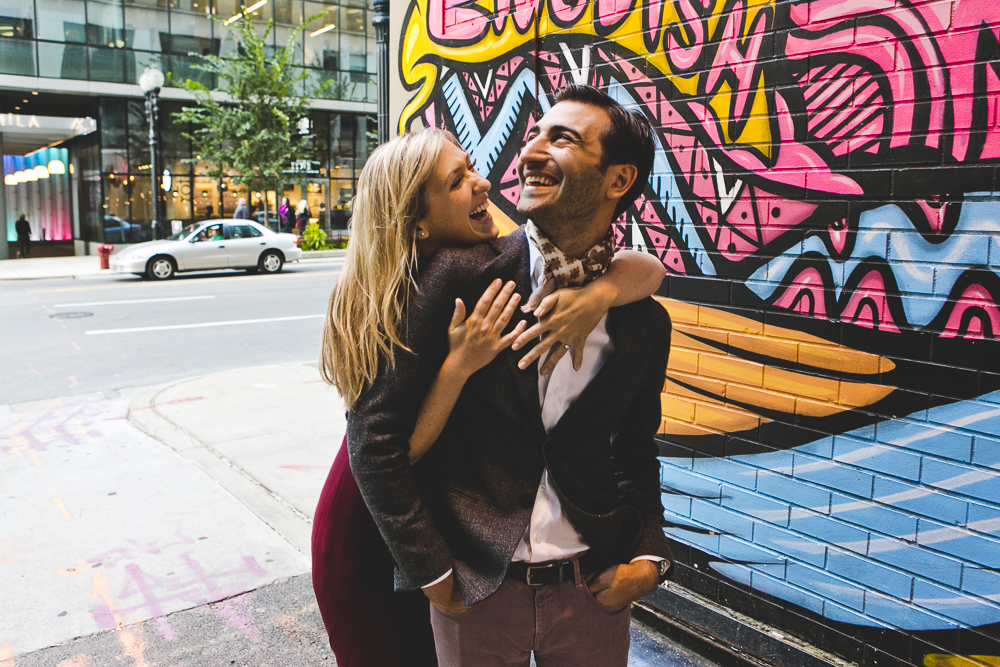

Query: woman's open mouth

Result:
[470,200,492,226]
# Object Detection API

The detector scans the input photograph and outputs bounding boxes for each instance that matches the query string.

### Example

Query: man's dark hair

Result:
[553,84,654,218]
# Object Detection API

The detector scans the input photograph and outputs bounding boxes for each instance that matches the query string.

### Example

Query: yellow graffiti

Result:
[50,485,72,522]
[89,570,125,628]
[57,560,101,579]
[925,655,1000,667]
[656,298,896,436]
[489,200,519,236]
[399,0,774,155]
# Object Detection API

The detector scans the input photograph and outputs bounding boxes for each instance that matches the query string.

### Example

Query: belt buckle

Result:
[525,562,559,586]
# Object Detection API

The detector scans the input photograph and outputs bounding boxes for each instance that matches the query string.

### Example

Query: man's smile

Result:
[520,171,561,195]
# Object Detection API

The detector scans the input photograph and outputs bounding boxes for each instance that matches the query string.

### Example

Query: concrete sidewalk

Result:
[0,249,347,281]
[0,363,345,666]
[1,362,717,667]
[0,255,107,280]
[128,363,347,554]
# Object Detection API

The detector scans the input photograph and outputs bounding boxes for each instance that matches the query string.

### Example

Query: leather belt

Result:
[507,552,601,586]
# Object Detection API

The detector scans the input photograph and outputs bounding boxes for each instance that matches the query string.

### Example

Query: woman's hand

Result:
[447,279,527,379]
[512,279,617,375]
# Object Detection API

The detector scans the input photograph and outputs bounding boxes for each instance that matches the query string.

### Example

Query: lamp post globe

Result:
[139,65,165,239]
[138,66,164,93]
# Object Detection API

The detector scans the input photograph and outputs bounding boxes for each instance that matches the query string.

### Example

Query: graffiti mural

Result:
[395,0,1000,663]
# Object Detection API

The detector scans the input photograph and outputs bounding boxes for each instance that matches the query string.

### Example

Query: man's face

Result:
[516,101,610,231]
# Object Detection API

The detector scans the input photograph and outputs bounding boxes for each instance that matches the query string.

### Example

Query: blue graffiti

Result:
[660,392,1000,630]
[747,194,1000,328]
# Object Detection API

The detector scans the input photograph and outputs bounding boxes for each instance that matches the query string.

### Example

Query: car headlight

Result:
[118,252,138,261]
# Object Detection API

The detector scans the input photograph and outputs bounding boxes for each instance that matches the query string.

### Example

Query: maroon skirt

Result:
[311,438,438,667]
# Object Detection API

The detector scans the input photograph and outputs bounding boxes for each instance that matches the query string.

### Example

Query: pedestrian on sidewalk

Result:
[295,199,311,234]
[233,197,250,220]
[15,214,31,259]
[315,128,666,666]
[278,197,294,233]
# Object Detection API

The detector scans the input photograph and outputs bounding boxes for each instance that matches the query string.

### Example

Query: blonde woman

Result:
[312,129,665,667]
[295,198,311,232]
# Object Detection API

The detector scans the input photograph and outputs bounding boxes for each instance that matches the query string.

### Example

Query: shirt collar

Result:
[527,225,545,291]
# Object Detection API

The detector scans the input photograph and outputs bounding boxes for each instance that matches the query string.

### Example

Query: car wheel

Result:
[259,250,284,274]
[146,255,176,280]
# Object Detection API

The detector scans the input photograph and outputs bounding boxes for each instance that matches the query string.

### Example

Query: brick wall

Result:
[393,0,1000,664]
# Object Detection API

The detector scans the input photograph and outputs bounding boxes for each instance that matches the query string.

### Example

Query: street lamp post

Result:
[139,66,165,240]
[373,0,389,145]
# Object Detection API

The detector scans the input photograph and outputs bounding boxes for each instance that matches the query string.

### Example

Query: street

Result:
[0,259,344,405]
[0,258,718,667]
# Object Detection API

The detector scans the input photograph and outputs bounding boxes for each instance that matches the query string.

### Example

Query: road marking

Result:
[54,295,215,308]
[29,269,342,293]
[85,314,325,335]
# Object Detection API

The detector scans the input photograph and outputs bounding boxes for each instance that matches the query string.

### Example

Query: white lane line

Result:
[55,295,215,308]
[86,314,324,335]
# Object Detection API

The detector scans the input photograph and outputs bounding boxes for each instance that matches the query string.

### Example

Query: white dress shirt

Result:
[511,236,614,561]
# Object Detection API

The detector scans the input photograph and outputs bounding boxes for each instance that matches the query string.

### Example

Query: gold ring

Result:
[558,343,570,350]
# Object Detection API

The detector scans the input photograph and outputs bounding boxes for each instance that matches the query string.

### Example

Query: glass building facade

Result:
[1,0,376,250]
[0,0,376,101]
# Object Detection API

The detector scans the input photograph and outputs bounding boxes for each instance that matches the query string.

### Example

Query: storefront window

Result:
[87,0,125,47]
[164,173,193,223]
[35,0,86,42]
[124,0,165,52]
[303,2,336,69]
[193,175,221,220]
[89,45,126,82]
[0,0,37,76]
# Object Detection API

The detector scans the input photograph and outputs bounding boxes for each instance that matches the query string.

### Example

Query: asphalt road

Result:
[0,258,343,405]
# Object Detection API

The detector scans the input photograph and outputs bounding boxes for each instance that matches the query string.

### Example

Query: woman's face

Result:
[416,142,497,258]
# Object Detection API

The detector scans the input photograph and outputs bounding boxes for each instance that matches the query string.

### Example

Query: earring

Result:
[417,230,427,238]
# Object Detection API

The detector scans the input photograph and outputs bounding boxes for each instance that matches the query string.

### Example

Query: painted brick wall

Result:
[392,0,1000,664]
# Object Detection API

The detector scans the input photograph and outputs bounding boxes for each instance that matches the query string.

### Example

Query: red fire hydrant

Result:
[98,244,114,270]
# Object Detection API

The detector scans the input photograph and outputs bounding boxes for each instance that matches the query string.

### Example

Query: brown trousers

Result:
[429,563,631,667]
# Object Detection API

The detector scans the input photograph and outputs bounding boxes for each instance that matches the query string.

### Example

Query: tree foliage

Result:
[172,12,328,195]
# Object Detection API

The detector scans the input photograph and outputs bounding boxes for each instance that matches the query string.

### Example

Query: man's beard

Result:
[518,168,606,245]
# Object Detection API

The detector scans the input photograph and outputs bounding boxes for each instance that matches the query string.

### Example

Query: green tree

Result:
[172,10,328,227]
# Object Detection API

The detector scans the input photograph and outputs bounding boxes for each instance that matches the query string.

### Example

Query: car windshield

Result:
[167,227,198,241]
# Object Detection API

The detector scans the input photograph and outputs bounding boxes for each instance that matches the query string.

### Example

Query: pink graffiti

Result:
[208,594,261,643]
[605,51,827,265]
[941,284,1000,339]
[89,551,268,630]
[786,0,1000,162]
[840,270,901,333]
[430,0,646,42]
[772,267,829,319]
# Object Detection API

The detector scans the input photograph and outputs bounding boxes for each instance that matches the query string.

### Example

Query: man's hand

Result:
[423,572,470,613]
[587,560,660,610]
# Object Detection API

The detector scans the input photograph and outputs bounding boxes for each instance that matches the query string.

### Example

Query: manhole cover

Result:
[50,312,94,319]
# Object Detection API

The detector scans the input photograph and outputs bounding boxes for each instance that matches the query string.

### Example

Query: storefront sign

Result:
[286,159,322,175]
[0,114,96,136]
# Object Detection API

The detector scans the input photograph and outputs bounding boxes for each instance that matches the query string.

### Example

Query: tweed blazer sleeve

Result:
[612,301,673,564]
[346,251,474,591]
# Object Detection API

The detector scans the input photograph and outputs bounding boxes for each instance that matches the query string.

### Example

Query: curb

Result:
[300,249,348,259]
[636,585,855,667]
[0,270,109,282]
[126,375,313,555]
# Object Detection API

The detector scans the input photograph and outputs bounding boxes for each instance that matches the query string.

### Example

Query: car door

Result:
[225,223,267,267]
[180,223,228,270]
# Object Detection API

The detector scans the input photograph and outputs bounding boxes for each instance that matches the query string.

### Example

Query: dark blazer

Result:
[347,229,672,605]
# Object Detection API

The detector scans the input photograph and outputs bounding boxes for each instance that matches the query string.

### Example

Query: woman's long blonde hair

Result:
[321,129,456,406]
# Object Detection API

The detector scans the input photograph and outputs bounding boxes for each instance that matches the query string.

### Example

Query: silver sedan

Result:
[110,219,303,280]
